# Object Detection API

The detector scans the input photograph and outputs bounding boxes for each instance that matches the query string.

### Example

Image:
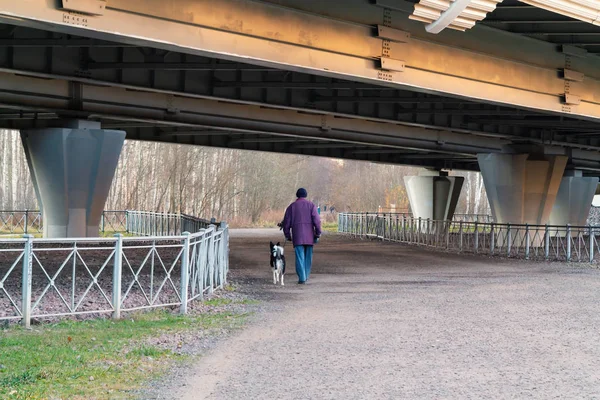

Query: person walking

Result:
[282,188,321,284]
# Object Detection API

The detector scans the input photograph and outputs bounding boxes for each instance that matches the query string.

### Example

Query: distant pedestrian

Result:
[282,188,321,284]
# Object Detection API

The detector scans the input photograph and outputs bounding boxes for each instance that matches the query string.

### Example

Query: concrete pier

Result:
[404,170,464,221]
[22,121,125,238]
[477,153,567,225]
[548,170,598,227]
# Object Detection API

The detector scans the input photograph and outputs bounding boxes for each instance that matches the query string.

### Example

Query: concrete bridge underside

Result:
[1,0,600,235]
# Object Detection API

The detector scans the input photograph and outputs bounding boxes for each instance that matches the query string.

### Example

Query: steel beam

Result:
[312,96,474,104]
[213,82,389,90]
[121,127,479,170]
[1,0,600,122]
[86,62,274,71]
[0,38,131,47]
[2,70,600,171]
[0,70,507,155]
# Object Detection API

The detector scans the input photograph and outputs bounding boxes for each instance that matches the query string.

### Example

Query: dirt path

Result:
[169,230,600,399]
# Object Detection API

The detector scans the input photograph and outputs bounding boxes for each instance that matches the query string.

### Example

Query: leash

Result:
[277,220,287,248]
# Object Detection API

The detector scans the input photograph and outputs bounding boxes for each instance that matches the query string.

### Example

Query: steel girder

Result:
[2,70,600,171]
[0,0,599,122]
[0,70,505,154]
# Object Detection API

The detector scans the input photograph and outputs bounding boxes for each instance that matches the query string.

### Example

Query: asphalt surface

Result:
[170,229,600,399]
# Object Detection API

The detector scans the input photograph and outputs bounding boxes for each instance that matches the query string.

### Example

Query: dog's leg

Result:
[281,271,285,286]
[273,270,277,284]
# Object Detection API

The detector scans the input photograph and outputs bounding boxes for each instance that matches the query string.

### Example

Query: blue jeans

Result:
[294,245,314,282]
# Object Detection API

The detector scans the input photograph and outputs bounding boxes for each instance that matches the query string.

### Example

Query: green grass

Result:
[0,309,249,400]
[204,298,260,307]
[99,231,136,238]
[223,284,236,292]
[0,233,43,238]
[321,222,338,233]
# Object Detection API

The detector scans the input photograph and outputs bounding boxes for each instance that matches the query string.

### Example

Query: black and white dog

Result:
[270,241,286,286]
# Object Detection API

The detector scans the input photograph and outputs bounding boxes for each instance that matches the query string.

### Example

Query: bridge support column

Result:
[548,170,599,227]
[404,170,464,221]
[21,121,125,238]
[477,153,568,225]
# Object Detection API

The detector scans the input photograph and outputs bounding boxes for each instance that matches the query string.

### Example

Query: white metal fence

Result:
[125,211,212,236]
[338,212,599,263]
[341,212,492,223]
[0,210,43,235]
[0,215,229,327]
[0,210,212,236]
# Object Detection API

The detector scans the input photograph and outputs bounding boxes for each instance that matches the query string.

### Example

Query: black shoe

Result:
[298,281,306,284]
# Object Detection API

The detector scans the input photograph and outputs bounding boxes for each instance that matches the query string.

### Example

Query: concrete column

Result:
[548,170,599,226]
[593,184,600,207]
[21,121,125,238]
[477,153,567,225]
[404,170,464,221]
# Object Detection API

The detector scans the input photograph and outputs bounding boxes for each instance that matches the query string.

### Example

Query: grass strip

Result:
[0,307,249,399]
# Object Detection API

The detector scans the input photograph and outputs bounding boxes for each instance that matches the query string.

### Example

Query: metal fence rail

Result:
[452,213,492,223]
[0,210,42,235]
[126,211,181,236]
[338,212,492,224]
[101,210,127,233]
[338,213,600,263]
[0,210,213,237]
[0,210,126,235]
[0,219,229,327]
[125,211,212,236]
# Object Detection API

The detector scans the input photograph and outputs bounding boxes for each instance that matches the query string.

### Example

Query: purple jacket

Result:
[282,198,322,246]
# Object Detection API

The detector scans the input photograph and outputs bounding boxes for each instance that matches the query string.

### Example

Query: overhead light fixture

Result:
[410,0,503,33]
[411,0,600,34]
[518,0,600,25]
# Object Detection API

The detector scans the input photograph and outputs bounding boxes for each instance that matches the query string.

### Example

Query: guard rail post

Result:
[21,234,34,328]
[112,233,123,319]
[180,232,191,314]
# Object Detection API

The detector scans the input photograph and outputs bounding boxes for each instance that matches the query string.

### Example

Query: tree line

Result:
[0,130,490,226]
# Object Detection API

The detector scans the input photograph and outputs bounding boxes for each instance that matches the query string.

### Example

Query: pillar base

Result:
[404,170,464,221]
[22,121,125,238]
[478,153,567,225]
[549,171,598,233]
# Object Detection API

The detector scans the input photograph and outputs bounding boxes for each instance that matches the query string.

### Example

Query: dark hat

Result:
[296,188,308,198]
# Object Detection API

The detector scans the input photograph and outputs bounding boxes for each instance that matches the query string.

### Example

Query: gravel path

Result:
[165,229,600,399]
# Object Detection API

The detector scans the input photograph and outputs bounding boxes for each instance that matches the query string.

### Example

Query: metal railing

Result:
[0,210,126,235]
[338,212,600,263]
[0,219,229,327]
[101,210,128,233]
[340,212,492,224]
[452,213,492,223]
[0,210,43,235]
[0,210,213,236]
[125,211,212,236]
[126,211,181,236]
